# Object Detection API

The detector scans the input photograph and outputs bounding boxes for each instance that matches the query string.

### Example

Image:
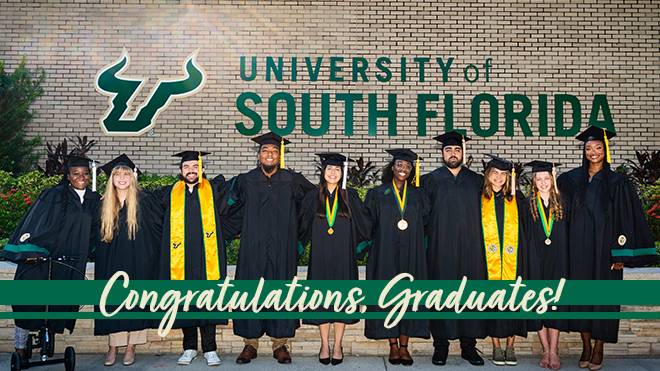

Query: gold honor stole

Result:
[481,195,519,280]
[169,179,221,281]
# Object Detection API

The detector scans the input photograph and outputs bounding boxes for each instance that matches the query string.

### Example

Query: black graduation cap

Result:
[576,125,616,164]
[65,155,93,169]
[172,150,211,164]
[485,154,513,171]
[251,132,291,147]
[575,125,616,142]
[525,160,560,173]
[100,154,142,177]
[526,160,560,190]
[432,131,471,147]
[385,148,421,164]
[386,148,422,187]
[316,152,351,167]
[252,132,291,169]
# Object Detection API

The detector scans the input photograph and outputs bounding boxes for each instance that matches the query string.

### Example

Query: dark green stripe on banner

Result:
[2,311,660,320]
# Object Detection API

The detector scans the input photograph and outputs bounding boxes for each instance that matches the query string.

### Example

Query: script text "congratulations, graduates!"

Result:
[99,272,566,336]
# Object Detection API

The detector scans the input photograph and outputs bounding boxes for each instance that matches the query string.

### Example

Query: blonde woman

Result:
[480,155,529,367]
[94,154,162,366]
[524,161,569,370]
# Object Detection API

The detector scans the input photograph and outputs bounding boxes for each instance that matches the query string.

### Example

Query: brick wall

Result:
[1,264,659,356]
[0,0,658,178]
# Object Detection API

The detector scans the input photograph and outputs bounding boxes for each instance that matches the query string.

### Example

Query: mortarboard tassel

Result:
[415,155,420,187]
[552,163,558,191]
[91,161,97,192]
[462,136,467,165]
[603,128,611,164]
[511,167,516,196]
[342,155,348,190]
[280,138,285,169]
[133,167,138,180]
[198,151,203,188]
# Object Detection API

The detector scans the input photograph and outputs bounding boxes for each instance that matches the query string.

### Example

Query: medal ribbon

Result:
[536,194,554,239]
[325,189,339,229]
[392,179,408,219]
[481,195,519,280]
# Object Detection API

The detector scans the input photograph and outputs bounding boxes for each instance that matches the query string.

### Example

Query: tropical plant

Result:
[41,136,98,176]
[0,58,45,174]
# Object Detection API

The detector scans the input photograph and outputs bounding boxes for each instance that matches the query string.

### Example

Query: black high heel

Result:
[331,346,343,366]
[319,345,331,365]
[399,344,414,366]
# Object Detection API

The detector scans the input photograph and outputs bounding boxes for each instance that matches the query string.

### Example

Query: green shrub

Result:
[0,59,45,174]
[0,171,60,241]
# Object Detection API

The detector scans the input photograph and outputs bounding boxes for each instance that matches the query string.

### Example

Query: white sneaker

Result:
[204,351,222,366]
[177,349,198,365]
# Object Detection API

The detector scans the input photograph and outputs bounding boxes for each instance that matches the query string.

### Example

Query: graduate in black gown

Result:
[421,131,486,366]
[298,153,371,366]
[93,155,162,367]
[153,151,236,367]
[4,156,100,360]
[363,149,430,366]
[524,161,569,371]
[229,132,315,365]
[557,126,656,370]
[480,155,530,367]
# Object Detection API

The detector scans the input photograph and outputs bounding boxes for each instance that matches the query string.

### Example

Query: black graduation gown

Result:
[298,187,371,325]
[363,182,430,339]
[484,191,529,339]
[228,168,315,339]
[524,196,570,332]
[558,166,655,343]
[421,166,487,340]
[94,191,163,335]
[11,183,100,334]
[154,176,235,328]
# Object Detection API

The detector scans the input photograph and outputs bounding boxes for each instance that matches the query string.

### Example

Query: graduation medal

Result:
[326,190,338,235]
[536,194,554,246]
[392,180,408,230]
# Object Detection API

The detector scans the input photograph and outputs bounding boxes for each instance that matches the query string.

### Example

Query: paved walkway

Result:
[2,353,659,371]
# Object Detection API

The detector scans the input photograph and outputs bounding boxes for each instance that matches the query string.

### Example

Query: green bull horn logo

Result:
[95,49,206,135]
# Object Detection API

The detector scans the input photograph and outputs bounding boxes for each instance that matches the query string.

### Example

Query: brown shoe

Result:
[236,345,257,364]
[399,344,413,366]
[273,345,292,364]
[388,340,400,365]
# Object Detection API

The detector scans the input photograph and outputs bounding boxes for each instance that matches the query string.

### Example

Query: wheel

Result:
[10,352,22,371]
[26,334,34,359]
[64,346,76,371]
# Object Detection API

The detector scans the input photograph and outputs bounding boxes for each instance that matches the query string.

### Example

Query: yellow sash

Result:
[481,194,519,280]
[170,179,221,280]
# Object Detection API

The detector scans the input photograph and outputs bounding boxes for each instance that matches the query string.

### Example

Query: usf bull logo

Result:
[95,49,206,135]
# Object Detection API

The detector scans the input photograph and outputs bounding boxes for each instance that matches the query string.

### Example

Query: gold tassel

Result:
[415,155,420,187]
[279,138,285,169]
[511,168,516,196]
[462,136,467,165]
[603,128,611,164]
[552,163,558,191]
[198,151,203,188]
